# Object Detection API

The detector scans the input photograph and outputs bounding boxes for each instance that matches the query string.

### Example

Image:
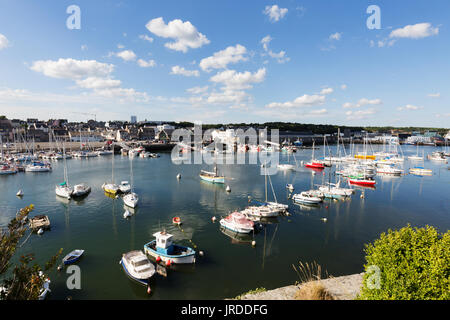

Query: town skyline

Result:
[1,1,449,127]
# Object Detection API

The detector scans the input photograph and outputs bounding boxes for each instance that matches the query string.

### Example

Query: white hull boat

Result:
[220,211,254,233]
[120,250,155,286]
[292,192,322,205]
[123,192,139,208]
[55,185,73,199]
[72,184,91,197]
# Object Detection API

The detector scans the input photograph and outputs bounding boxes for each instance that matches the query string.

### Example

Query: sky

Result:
[0,0,449,127]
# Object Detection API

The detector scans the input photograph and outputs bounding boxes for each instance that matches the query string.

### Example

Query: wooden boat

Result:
[29,215,50,230]
[120,250,155,286]
[199,166,225,184]
[62,249,85,265]
[144,231,196,264]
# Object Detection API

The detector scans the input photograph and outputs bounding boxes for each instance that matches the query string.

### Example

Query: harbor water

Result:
[0,145,449,299]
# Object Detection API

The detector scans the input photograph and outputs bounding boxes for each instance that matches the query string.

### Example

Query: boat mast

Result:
[63,141,69,186]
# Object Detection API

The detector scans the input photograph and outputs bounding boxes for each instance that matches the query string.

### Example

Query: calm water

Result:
[0,145,449,300]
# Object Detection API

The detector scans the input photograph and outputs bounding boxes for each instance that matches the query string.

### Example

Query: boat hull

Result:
[120,259,150,286]
[144,241,196,264]
[199,175,225,184]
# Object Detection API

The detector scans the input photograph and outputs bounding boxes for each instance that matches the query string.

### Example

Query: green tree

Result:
[0,205,62,300]
[359,224,449,300]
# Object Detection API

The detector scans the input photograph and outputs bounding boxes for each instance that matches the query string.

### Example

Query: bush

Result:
[359,224,449,300]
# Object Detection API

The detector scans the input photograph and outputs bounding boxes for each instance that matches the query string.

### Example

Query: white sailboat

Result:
[55,144,73,200]
[102,152,119,194]
[123,157,139,208]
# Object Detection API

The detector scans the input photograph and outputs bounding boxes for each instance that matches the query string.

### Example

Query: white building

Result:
[211,129,238,145]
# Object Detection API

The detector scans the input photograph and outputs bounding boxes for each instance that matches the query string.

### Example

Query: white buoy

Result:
[252,241,256,247]
[37,228,44,235]
[199,251,204,257]
[16,190,23,197]
[177,174,181,179]
[226,185,231,192]
[321,218,327,222]
[211,216,217,222]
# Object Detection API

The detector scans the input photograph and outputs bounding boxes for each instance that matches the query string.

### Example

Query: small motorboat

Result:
[102,183,119,195]
[123,192,139,208]
[55,182,73,200]
[348,177,376,187]
[292,192,322,205]
[72,183,91,197]
[119,181,131,193]
[144,231,196,264]
[220,211,254,233]
[62,249,85,265]
[120,250,155,286]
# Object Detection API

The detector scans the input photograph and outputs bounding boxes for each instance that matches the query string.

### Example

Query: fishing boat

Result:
[144,231,196,264]
[62,249,84,265]
[220,211,254,233]
[292,191,322,205]
[199,165,225,184]
[120,250,155,286]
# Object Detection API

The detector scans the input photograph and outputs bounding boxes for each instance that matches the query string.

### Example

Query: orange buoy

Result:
[147,285,151,294]
[166,259,172,267]
[156,256,161,263]
[172,217,181,225]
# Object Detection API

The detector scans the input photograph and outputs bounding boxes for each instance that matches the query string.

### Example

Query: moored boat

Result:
[144,231,196,264]
[62,249,84,265]
[120,250,155,286]
[220,211,254,233]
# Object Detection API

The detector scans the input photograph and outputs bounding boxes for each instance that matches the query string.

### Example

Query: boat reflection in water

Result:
[220,226,254,245]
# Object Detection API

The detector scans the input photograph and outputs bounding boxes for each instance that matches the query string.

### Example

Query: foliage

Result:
[233,287,267,300]
[0,205,62,300]
[294,281,334,300]
[358,224,450,300]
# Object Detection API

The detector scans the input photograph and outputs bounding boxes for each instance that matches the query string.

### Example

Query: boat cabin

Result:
[153,231,176,255]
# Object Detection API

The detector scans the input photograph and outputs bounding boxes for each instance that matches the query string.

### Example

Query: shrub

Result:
[359,224,449,300]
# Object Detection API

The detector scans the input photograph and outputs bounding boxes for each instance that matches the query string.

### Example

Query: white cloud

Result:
[170,65,200,77]
[345,108,376,120]
[0,33,9,50]
[210,68,266,91]
[389,23,439,39]
[139,34,154,43]
[75,77,121,89]
[30,58,114,80]
[342,98,382,109]
[137,59,156,68]
[116,50,137,61]
[341,84,347,90]
[266,94,326,108]
[199,44,248,72]
[260,35,290,63]
[320,87,334,95]
[117,44,125,49]
[428,93,440,98]
[329,32,342,41]
[145,17,210,52]
[263,5,288,22]
[92,87,149,103]
[397,104,423,111]
[186,86,209,95]
[81,44,88,51]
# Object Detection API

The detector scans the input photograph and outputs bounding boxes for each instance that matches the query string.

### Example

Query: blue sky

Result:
[0,0,449,127]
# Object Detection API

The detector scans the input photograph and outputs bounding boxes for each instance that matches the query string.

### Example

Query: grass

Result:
[292,261,335,300]
[233,287,267,300]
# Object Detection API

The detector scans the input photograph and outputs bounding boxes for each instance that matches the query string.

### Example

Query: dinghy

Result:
[62,249,85,265]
